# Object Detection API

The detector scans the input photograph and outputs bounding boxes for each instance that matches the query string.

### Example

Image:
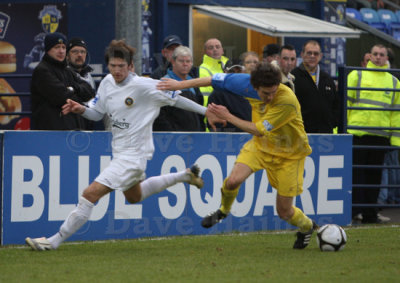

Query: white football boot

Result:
[25,237,53,251]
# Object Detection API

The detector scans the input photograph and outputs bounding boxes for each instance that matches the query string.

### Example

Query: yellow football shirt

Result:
[248,84,312,159]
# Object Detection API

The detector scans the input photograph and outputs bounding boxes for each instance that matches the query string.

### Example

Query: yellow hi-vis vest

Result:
[199,54,229,99]
[199,54,229,131]
[347,61,400,146]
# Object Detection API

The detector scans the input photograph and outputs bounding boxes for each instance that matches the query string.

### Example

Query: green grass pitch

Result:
[1,225,399,282]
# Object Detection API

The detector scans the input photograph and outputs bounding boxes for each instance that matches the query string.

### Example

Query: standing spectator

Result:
[153,46,204,131]
[262,43,280,63]
[67,37,95,89]
[277,44,297,91]
[151,35,183,79]
[198,38,230,98]
[207,63,251,132]
[30,32,95,130]
[240,51,259,74]
[348,44,400,224]
[66,37,100,130]
[24,39,224,251]
[291,40,339,133]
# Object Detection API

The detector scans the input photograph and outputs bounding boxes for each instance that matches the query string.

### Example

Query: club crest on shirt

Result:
[125,97,134,106]
[263,120,273,131]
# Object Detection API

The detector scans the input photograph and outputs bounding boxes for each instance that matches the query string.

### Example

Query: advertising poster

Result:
[0,3,67,129]
[1,131,352,245]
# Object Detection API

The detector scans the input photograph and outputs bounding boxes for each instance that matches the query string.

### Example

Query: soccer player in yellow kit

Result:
[158,63,317,249]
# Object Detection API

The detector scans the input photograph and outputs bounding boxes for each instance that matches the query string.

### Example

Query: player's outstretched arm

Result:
[61,99,85,115]
[208,103,261,136]
[157,77,212,91]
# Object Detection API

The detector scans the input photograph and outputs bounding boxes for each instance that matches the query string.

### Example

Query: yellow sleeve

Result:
[255,103,297,135]
[347,70,359,106]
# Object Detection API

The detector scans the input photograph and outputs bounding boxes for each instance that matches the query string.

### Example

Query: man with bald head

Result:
[198,38,230,99]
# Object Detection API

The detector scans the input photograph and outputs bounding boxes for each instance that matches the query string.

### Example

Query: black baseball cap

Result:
[163,35,182,49]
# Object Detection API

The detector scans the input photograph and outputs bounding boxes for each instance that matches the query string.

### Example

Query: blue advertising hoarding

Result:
[1,131,352,245]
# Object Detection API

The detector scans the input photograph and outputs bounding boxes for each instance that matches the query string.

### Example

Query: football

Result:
[316,224,347,252]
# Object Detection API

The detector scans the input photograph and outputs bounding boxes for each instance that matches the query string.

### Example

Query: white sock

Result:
[48,196,94,249]
[140,170,189,201]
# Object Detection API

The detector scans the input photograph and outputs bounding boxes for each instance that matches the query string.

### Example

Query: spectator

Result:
[198,38,230,98]
[151,35,182,79]
[276,44,297,91]
[66,37,95,89]
[30,32,95,130]
[240,51,259,74]
[348,44,400,224]
[66,37,101,130]
[151,35,182,80]
[291,40,339,133]
[207,63,251,132]
[262,43,280,63]
[153,46,204,131]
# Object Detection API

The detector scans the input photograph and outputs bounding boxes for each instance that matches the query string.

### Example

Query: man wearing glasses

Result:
[348,44,400,224]
[291,40,339,134]
[67,37,95,89]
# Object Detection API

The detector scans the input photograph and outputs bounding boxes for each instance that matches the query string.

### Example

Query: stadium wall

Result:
[1,131,352,245]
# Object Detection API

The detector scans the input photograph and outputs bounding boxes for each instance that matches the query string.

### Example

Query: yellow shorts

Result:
[236,140,305,197]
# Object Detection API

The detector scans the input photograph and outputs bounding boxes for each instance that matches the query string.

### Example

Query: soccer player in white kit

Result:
[25,39,220,251]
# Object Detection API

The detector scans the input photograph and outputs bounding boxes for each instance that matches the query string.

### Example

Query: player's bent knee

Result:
[225,177,241,190]
[277,207,291,220]
[125,194,141,204]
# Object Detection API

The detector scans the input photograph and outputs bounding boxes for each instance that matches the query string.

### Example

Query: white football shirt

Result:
[89,73,180,160]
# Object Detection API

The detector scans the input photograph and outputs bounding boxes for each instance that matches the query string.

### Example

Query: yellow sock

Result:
[288,206,312,232]
[220,179,240,215]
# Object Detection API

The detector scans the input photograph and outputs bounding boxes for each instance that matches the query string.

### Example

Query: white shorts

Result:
[95,157,147,191]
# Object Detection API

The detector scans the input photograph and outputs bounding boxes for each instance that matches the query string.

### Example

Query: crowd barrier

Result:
[1,131,352,245]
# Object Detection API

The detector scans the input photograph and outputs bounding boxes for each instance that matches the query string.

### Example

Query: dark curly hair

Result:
[250,62,281,89]
[105,39,136,65]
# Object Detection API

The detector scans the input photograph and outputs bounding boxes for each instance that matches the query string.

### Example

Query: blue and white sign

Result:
[1,131,352,245]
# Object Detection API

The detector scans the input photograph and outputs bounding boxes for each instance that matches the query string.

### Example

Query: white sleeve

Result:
[81,107,104,121]
[174,95,207,115]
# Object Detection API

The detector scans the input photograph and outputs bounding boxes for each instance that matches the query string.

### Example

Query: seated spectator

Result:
[153,46,204,131]
[207,64,251,132]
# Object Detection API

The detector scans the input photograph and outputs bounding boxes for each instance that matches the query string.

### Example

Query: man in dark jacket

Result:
[66,37,95,89]
[31,32,95,130]
[291,40,339,133]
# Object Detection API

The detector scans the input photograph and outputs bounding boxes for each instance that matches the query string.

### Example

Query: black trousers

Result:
[352,135,390,222]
